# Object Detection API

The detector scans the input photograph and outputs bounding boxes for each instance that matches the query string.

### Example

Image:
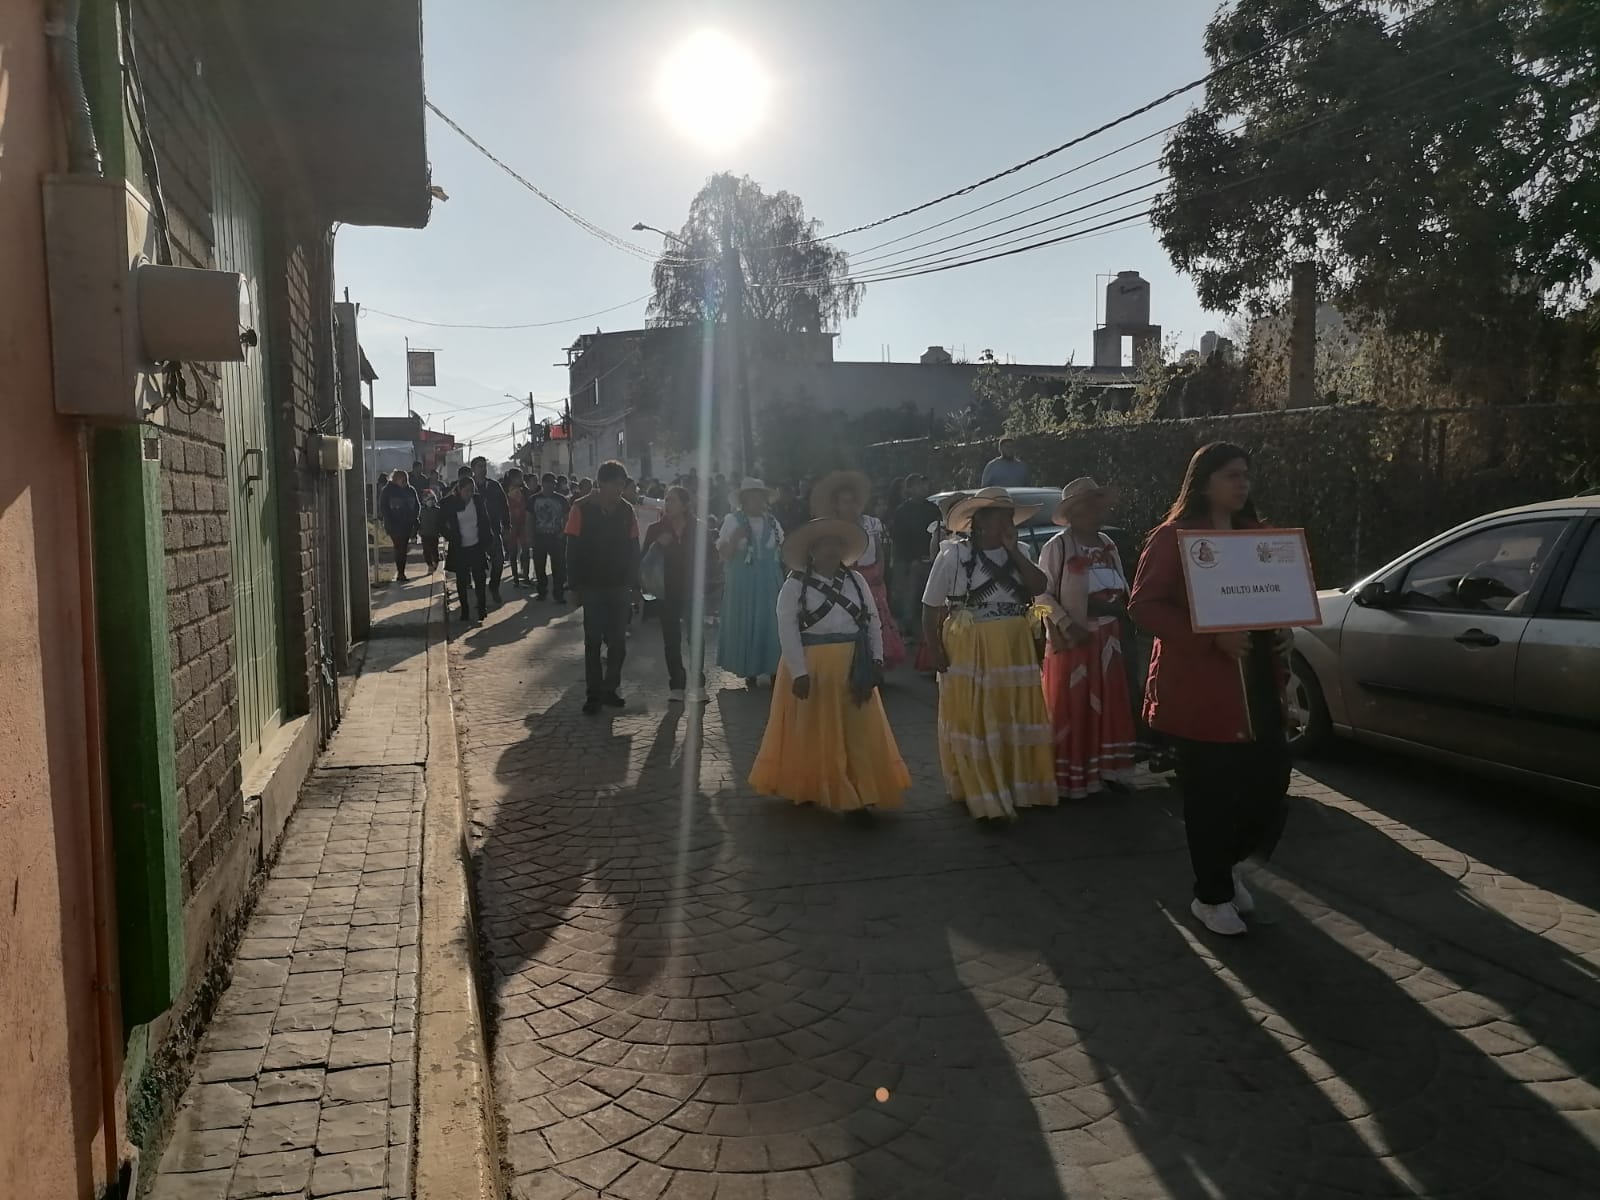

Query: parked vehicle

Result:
[1289,496,1600,800]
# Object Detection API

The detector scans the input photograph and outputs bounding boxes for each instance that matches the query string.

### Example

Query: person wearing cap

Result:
[1037,478,1139,800]
[811,470,906,671]
[922,487,1055,821]
[749,519,910,816]
[717,478,785,687]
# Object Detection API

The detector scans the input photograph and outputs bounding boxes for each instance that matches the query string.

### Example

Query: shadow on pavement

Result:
[456,609,1600,1199]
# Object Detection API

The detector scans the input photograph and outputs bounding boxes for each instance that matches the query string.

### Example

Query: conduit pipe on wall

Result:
[48,0,125,1189]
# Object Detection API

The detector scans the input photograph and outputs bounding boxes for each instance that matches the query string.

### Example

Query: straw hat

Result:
[945,487,1042,534]
[736,477,772,501]
[782,517,870,573]
[809,469,873,518]
[1050,477,1118,525]
[936,491,972,520]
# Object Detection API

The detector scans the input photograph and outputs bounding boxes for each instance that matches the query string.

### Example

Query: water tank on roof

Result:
[1104,270,1151,328]
[920,345,953,366]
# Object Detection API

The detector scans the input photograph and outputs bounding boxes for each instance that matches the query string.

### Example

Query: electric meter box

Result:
[43,175,250,422]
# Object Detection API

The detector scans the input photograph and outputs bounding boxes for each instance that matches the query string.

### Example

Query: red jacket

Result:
[1130,519,1282,744]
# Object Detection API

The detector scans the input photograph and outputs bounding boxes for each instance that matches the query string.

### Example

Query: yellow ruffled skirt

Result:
[938,615,1056,820]
[749,642,910,811]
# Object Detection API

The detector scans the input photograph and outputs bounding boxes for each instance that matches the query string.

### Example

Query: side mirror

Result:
[1354,580,1394,609]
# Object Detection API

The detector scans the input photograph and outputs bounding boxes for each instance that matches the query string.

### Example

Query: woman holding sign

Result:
[1129,443,1292,938]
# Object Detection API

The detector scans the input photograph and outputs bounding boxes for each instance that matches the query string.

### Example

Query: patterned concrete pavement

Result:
[453,593,1600,1200]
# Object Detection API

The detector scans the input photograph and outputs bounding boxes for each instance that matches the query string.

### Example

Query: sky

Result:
[336,0,1225,464]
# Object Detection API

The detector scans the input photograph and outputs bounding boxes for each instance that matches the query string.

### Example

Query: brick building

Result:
[1,1,429,1194]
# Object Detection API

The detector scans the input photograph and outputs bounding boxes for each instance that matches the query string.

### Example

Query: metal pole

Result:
[404,336,413,417]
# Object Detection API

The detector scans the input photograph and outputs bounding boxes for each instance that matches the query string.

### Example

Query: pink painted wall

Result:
[0,3,120,1196]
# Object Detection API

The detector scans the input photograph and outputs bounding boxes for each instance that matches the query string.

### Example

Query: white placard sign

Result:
[1178,528,1322,633]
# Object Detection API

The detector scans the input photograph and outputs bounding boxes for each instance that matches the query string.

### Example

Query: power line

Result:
[364,293,652,330]
[768,17,1555,291]
[425,100,660,262]
[754,0,1374,250]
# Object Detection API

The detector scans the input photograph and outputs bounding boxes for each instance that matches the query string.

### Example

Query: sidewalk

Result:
[150,585,435,1200]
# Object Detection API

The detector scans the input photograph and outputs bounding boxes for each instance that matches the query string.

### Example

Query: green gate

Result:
[211,130,285,764]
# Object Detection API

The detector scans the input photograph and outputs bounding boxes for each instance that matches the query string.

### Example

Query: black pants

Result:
[530,534,565,598]
[487,537,504,594]
[453,544,488,617]
[389,531,411,578]
[1175,736,1291,904]
[582,588,629,698]
[422,533,440,571]
[658,589,698,690]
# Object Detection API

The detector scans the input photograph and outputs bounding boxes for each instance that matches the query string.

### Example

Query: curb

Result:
[415,579,501,1200]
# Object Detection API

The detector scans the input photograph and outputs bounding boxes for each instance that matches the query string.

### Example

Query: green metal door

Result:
[211,130,285,764]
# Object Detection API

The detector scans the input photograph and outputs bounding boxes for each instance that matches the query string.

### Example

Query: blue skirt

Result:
[718,558,783,678]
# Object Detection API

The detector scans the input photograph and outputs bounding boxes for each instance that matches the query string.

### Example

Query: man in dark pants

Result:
[471,455,509,605]
[441,476,491,623]
[565,460,639,715]
[528,472,570,601]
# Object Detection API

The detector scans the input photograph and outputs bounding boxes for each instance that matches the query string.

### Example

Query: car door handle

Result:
[1454,629,1500,648]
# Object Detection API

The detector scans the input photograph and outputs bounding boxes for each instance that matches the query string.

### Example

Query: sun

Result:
[655,30,771,152]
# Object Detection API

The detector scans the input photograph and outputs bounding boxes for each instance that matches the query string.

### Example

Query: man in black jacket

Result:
[564,460,639,715]
[379,469,421,583]
[471,455,509,605]
[441,476,492,623]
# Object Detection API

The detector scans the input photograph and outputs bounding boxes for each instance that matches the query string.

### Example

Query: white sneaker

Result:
[1191,898,1248,937]
[668,689,685,704]
[1231,870,1255,916]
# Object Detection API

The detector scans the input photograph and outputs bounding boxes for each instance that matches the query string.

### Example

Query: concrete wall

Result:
[0,4,118,1195]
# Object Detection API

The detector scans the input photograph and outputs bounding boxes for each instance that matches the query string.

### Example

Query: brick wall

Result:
[135,0,336,899]
[133,0,249,901]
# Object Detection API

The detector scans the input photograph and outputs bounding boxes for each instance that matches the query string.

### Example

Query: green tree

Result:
[648,173,864,333]
[1153,0,1599,390]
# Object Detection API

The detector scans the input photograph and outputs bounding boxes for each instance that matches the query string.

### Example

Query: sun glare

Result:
[655,30,771,152]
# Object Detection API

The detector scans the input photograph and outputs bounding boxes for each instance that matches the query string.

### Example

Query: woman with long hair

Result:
[922,488,1056,822]
[749,519,910,816]
[1129,442,1291,937]
[1037,478,1139,799]
[643,485,701,701]
[812,471,907,670]
[717,478,785,687]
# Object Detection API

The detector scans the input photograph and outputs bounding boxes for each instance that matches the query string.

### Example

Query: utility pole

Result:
[1288,259,1317,409]
[563,399,574,478]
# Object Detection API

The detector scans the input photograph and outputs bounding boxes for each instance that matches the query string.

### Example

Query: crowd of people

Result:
[377,438,1291,937]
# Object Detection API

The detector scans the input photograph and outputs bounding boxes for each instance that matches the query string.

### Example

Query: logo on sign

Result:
[1256,539,1299,564]
[1189,539,1218,569]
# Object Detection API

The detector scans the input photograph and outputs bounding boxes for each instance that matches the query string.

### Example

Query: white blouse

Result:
[717,512,780,550]
[1036,530,1128,630]
[922,542,1031,617]
[776,569,884,678]
[854,514,886,569]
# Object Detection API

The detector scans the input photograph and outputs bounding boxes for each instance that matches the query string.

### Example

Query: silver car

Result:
[1289,495,1600,800]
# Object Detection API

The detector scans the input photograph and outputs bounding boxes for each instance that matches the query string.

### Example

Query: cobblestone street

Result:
[454,595,1600,1200]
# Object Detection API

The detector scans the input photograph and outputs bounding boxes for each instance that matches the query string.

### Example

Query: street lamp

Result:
[632,221,688,248]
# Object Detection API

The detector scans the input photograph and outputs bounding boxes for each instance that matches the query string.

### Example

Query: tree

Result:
[648,173,864,333]
[1153,0,1599,392]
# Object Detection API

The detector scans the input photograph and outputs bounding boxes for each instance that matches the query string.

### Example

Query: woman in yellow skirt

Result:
[922,488,1056,821]
[749,518,911,816]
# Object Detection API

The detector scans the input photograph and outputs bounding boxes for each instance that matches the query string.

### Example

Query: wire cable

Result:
[364,293,652,330]
[426,100,662,262]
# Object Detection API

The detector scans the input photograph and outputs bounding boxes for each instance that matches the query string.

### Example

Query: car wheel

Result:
[1285,651,1332,756]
